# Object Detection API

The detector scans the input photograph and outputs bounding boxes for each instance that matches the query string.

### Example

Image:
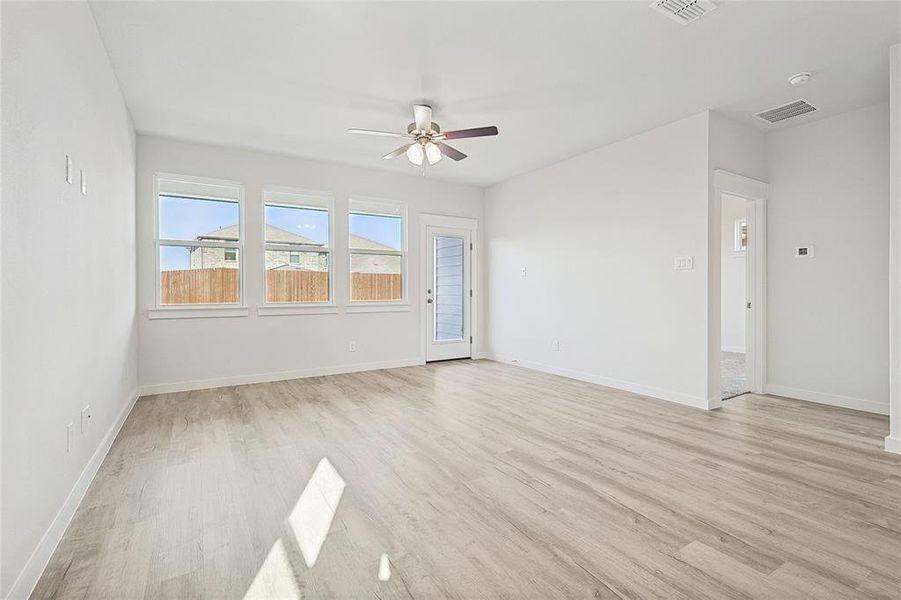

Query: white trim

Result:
[153,172,246,309]
[711,170,769,408]
[6,389,140,600]
[721,345,745,354]
[262,186,335,305]
[714,170,770,200]
[345,303,411,314]
[766,384,889,415]
[257,304,338,316]
[889,44,901,453]
[139,357,423,396]
[148,306,249,320]
[348,196,408,305]
[419,213,481,230]
[485,355,709,410]
[885,435,901,454]
[418,214,479,364]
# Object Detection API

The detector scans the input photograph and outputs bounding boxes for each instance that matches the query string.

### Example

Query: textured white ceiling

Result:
[90,1,901,186]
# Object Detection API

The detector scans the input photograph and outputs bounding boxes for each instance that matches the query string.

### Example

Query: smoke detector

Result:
[650,0,718,25]
[788,72,812,87]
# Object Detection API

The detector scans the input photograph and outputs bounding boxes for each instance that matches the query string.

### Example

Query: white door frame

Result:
[709,170,769,409]
[419,214,479,363]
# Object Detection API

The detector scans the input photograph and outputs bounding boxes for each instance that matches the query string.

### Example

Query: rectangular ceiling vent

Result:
[650,0,718,25]
[754,100,818,124]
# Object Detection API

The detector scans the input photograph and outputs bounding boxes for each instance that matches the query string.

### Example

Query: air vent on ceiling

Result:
[650,0,718,25]
[754,100,818,124]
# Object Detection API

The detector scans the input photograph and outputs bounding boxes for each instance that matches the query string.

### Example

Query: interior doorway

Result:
[711,170,768,407]
[721,194,751,400]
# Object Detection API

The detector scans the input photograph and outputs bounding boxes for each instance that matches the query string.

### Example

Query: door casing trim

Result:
[419,214,479,364]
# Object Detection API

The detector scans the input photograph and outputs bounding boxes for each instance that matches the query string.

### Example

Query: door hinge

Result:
[470,336,473,343]
[470,242,473,250]
[469,289,473,298]
[747,302,752,309]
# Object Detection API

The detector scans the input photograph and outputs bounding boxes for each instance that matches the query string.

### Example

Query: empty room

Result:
[3,1,901,598]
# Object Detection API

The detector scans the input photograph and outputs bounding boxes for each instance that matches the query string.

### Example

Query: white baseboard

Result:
[765,384,889,415]
[485,354,708,410]
[885,435,901,454]
[6,389,140,600]
[721,345,745,354]
[140,357,424,396]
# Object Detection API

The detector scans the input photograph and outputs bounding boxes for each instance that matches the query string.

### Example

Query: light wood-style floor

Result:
[34,360,901,599]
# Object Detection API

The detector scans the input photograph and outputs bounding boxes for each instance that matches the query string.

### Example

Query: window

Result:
[156,174,243,306]
[263,188,332,304]
[734,218,748,252]
[349,198,405,302]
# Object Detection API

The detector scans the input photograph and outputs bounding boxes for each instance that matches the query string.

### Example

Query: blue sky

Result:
[159,195,401,270]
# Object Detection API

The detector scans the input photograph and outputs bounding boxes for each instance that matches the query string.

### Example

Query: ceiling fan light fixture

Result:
[425,142,442,165]
[349,104,497,170]
[406,143,424,166]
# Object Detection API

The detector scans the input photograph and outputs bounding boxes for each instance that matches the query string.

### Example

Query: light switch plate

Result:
[673,256,694,271]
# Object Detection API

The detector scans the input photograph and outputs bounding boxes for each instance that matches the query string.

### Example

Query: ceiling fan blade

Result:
[413,104,432,132]
[437,142,467,161]
[347,128,404,138]
[382,143,414,160]
[442,126,499,140]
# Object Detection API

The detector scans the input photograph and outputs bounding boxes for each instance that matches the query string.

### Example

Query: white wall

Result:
[766,103,890,414]
[888,44,901,452]
[136,137,483,391]
[721,196,747,353]
[484,113,711,407]
[1,2,137,597]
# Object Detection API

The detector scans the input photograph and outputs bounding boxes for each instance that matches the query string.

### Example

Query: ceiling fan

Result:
[347,104,498,167]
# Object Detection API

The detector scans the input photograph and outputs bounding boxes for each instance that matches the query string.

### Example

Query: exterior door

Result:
[425,226,471,361]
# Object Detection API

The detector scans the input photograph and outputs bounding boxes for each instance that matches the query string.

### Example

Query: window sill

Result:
[345,303,411,314]
[148,306,249,320]
[257,304,339,317]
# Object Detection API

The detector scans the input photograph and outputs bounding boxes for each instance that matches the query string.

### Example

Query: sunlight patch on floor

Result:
[289,457,347,568]
[378,553,391,581]
[244,539,300,600]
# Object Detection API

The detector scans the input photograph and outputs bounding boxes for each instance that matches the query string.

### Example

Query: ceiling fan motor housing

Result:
[407,122,440,136]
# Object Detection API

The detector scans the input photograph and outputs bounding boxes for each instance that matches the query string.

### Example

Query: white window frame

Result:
[258,186,337,316]
[347,197,409,312]
[150,173,247,319]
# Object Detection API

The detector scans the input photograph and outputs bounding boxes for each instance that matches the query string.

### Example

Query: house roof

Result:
[197,224,397,251]
[196,224,320,245]
[349,235,397,252]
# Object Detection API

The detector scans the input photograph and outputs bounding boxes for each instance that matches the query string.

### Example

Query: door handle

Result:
[427,298,433,304]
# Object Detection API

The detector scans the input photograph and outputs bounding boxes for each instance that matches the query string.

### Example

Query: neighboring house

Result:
[190,224,327,271]
[349,235,401,274]
[188,226,400,273]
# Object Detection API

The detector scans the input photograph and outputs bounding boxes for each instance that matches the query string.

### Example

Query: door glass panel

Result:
[433,236,464,341]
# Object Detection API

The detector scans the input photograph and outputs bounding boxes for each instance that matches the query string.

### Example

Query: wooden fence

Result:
[161,268,240,305]
[350,273,401,301]
[266,270,328,303]
[161,268,401,304]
